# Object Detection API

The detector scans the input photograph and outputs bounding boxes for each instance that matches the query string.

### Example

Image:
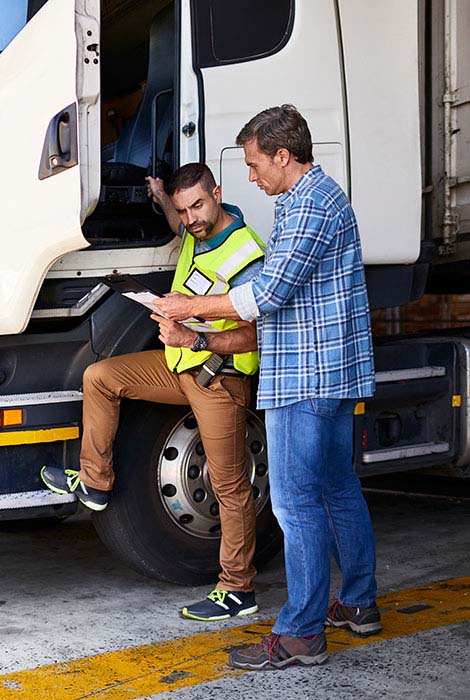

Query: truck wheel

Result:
[93,401,282,585]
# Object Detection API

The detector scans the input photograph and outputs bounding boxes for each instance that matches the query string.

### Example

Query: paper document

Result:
[103,275,219,332]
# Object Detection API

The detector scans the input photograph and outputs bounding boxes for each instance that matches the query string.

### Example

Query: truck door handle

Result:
[182,121,196,137]
[38,103,78,180]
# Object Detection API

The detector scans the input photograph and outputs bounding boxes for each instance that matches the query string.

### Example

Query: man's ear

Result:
[213,184,222,203]
[275,148,291,168]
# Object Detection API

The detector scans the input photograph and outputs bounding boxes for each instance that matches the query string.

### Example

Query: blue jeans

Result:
[266,398,377,637]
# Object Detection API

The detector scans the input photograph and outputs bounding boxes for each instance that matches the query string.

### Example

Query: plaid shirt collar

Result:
[276,164,322,209]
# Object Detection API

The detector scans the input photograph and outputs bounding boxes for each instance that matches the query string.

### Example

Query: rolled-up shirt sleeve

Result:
[229,281,259,321]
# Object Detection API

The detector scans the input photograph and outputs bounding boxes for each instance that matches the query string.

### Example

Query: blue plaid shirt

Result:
[230,165,375,409]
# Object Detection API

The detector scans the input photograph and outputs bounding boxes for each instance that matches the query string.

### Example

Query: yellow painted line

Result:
[0,577,469,699]
[0,426,79,447]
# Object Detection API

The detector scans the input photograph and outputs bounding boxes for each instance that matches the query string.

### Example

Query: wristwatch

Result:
[191,331,209,352]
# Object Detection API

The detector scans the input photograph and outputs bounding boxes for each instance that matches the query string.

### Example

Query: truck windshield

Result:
[0,0,28,51]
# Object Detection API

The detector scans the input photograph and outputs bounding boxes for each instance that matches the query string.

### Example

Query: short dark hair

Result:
[236,104,313,164]
[168,162,217,196]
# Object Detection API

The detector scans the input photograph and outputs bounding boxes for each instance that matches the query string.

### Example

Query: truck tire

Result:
[93,400,282,585]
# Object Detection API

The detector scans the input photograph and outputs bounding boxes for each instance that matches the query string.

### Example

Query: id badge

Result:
[183,269,212,295]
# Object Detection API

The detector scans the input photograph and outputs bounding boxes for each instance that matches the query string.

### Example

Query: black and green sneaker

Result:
[40,466,109,512]
[182,589,259,621]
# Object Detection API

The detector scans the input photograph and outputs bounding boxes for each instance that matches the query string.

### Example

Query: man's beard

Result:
[188,220,215,238]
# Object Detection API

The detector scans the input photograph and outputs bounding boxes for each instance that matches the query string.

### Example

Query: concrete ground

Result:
[0,478,468,699]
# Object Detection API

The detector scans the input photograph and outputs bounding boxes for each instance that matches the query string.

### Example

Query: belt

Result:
[220,367,246,377]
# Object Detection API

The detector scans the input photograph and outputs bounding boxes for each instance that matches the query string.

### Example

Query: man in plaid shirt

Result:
[157,105,382,670]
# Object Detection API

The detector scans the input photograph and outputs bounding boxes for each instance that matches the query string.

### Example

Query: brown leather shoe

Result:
[228,631,328,670]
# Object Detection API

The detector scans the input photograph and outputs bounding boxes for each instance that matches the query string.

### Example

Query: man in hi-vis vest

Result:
[41,163,266,621]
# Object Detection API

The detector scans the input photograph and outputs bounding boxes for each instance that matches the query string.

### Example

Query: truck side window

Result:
[27,0,49,20]
[0,0,48,51]
[0,1,28,51]
[192,0,294,68]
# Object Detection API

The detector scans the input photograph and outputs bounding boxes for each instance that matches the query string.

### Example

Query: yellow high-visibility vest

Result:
[165,223,265,375]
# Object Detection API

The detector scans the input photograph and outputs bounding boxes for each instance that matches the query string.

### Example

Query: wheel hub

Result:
[157,410,269,538]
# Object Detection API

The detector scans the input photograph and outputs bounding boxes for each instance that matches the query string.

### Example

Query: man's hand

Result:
[152,315,196,348]
[152,313,257,354]
[145,176,181,236]
[155,290,242,322]
[154,292,196,321]
[146,176,167,207]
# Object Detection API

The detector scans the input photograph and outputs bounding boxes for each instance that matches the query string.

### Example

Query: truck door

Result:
[0,0,100,335]
[181,0,347,241]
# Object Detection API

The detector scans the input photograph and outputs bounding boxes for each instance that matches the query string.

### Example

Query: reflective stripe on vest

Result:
[165,224,265,375]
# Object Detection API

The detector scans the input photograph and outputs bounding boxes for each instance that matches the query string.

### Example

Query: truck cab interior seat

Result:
[103,3,174,182]
[85,4,175,245]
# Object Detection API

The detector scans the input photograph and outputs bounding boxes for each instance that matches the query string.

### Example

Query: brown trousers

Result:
[79,350,256,591]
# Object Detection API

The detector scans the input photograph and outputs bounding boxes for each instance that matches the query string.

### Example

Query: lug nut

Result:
[164,447,178,460]
[188,465,200,479]
[162,484,176,497]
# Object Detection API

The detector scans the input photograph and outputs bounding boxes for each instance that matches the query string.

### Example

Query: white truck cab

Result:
[0,0,423,336]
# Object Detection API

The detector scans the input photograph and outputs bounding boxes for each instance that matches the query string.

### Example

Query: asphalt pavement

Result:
[0,476,468,699]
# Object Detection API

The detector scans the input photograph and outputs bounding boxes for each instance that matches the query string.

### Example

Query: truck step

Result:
[375,367,445,383]
[0,490,76,509]
[0,390,83,407]
[363,441,450,464]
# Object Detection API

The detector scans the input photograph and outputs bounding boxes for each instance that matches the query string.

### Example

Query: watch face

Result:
[193,332,208,352]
